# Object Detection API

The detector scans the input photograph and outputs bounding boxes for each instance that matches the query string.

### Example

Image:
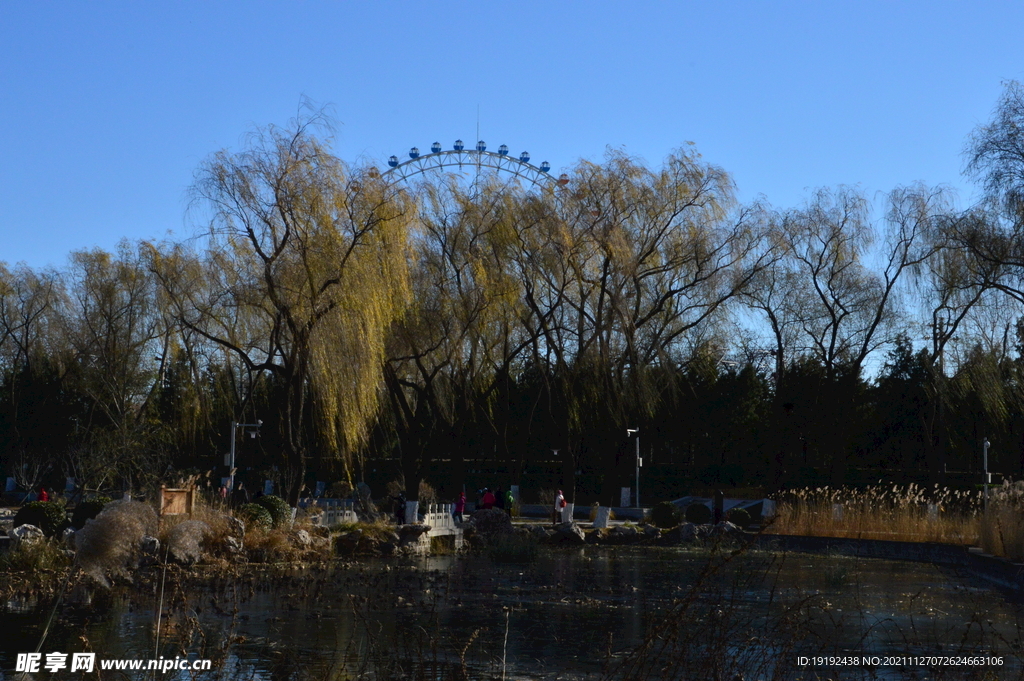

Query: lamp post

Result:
[983,438,991,513]
[627,429,640,508]
[228,420,262,492]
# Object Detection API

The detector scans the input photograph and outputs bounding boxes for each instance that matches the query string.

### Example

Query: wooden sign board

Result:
[159,487,195,516]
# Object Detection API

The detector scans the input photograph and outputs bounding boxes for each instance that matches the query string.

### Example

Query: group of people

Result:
[477,487,515,515]
[388,488,510,525]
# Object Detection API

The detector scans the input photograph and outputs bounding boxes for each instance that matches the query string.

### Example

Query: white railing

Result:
[422,503,455,531]
[308,500,359,527]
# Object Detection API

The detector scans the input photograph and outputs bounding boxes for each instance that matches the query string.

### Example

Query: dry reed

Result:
[980,480,1024,560]
[771,483,980,545]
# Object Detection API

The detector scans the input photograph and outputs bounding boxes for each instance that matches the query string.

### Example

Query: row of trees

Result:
[5,85,1024,504]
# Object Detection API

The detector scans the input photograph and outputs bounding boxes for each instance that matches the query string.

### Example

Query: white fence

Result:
[422,503,455,531]
[306,500,359,527]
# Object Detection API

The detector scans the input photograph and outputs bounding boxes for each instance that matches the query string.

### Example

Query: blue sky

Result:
[3,1,1023,269]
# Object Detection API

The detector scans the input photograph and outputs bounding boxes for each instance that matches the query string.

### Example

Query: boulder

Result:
[608,525,640,544]
[529,525,557,543]
[712,521,743,538]
[335,529,363,555]
[10,524,44,546]
[554,522,586,544]
[224,536,243,555]
[292,529,312,549]
[397,524,431,548]
[225,515,246,539]
[62,526,77,549]
[468,508,513,541]
[140,535,161,556]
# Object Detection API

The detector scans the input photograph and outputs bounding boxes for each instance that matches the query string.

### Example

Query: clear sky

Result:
[3,1,1023,270]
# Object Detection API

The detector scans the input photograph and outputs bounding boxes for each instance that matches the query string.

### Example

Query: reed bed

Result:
[771,483,981,545]
[980,480,1024,561]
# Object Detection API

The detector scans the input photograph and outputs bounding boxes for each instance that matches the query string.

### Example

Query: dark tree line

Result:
[5,85,1024,504]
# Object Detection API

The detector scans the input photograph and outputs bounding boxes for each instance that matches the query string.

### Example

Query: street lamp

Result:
[627,429,640,508]
[984,438,991,512]
[228,420,262,492]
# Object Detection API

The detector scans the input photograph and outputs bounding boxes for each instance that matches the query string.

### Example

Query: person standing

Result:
[553,490,565,526]
[38,487,49,502]
[392,491,407,524]
[231,482,249,508]
[504,488,515,516]
[481,488,496,510]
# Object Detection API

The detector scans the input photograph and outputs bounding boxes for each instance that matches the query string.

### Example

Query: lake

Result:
[3,545,1022,680]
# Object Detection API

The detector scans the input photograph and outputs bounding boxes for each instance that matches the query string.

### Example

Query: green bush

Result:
[71,496,113,530]
[255,495,292,528]
[13,501,68,537]
[726,507,751,529]
[650,501,681,529]
[684,502,712,525]
[238,503,273,531]
[0,538,71,572]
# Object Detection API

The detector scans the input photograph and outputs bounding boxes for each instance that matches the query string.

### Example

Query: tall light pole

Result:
[983,438,991,513]
[627,429,640,508]
[228,420,262,492]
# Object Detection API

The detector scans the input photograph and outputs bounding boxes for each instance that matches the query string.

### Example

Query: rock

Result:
[658,523,698,545]
[140,535,161,556]
[222,535,242,555]
[62,526,77,549]
[335,529,363,554]
[225,515,246,539]
[292,529,312,549]
[397,524,431,548]
[642,525,661,541]
[10,524,44,546]
[468,508,514,541]
[555,522,586,544]
[608,525,640,544]
[712,521,743,537]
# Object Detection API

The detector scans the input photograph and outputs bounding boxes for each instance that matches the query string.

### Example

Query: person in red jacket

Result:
[481,488,496,510]
[38,487,49,502]
[453,492,466,522]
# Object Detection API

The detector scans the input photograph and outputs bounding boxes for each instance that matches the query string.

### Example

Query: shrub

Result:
[13,501,68,537]
[650,501,681,529]
[75,500,158,587]
[0,538,71,572]
[71,496,112,530]
[255,495,292,528]
[238,503,273,531]
[685,502,712,525]
[726,507,751,529]
[163,520,211,565]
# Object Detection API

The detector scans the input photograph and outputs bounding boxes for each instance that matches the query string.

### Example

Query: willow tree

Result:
[151,114,412,502]
[514,149,777,502]
[384,174,538,499]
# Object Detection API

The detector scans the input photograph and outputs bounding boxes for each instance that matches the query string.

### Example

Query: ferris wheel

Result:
[379,139,568,189]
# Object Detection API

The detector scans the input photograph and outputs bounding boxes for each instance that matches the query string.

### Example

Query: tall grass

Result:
[980,480,1024,560]
[771,484,980,545]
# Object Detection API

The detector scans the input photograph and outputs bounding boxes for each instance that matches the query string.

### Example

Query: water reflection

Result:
[2,547,1022,679]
